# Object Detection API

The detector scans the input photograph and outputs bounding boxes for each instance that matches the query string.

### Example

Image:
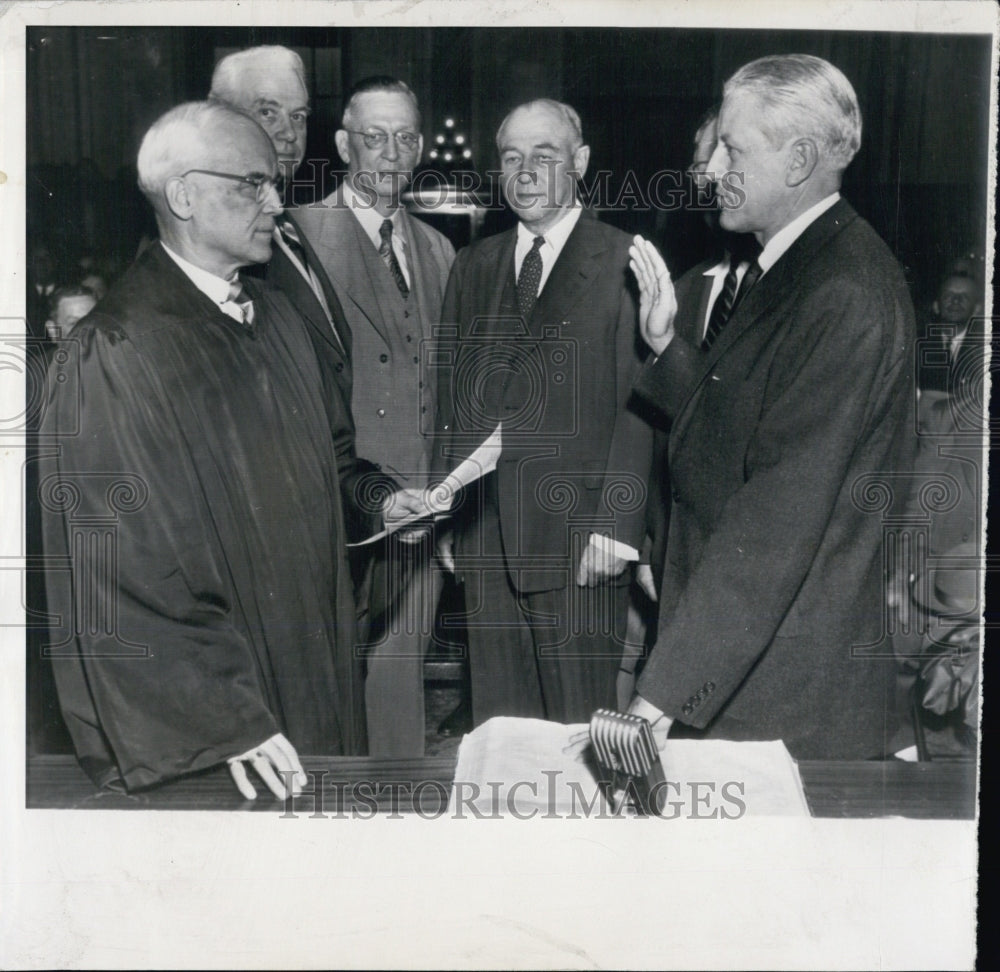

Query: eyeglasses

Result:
[179,169,279,203]
[345,129,421,151]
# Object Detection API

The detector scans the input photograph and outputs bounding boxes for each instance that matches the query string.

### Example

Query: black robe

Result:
[40,243,365,790]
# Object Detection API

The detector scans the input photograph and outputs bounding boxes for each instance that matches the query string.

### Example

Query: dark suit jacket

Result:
[644,257,720,590]
[253,213,394,542]
[634,200,917,759]
[437,215,654,592]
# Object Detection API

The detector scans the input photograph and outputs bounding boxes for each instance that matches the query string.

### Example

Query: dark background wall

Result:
[27,25,992,305]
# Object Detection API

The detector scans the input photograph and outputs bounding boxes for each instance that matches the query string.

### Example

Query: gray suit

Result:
[298,186,455,756]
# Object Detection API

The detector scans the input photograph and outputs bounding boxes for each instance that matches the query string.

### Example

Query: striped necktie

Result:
[702,257,762,350]
[278,215,309,272]
[378,219,409,298]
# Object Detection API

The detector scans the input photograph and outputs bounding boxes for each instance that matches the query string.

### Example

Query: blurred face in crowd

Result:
[498,103,590,236]
[46,292,96,341]
[170,118,282,278]
[689,115,719,225]
[336,90,423,216]
[935,275,980,325]
[708,90,793,245]
[80,273,107,302]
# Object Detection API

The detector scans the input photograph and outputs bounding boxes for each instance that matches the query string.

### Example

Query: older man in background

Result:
[297,77,455,757]
[41,101,389,798]
[432,99,653,728]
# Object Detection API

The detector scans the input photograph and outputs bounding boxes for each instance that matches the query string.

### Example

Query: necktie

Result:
[278,215,309,272]
[378,219,409,298]
[702,257,762,350]
[517,235,545,320]
[225,279,254,326]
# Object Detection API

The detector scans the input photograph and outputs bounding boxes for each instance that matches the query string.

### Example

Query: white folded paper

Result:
[348,423,503,547]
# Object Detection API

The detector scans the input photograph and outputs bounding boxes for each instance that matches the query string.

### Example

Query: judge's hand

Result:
[436,528,455,574]
[627,694,672,752]
[383,485,453,545]
[576,538,629,587]
[635,562,658,602]
[227,732,307,801]
[629,235,677,356]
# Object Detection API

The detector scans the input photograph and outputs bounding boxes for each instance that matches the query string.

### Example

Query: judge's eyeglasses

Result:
[179,169,279,203]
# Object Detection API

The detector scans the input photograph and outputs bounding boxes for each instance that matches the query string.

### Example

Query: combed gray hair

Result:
[136,100,264,201]
[724,54,862,169]
[341,76,420,128]
[496,99,584,151]
[209,45,307,106]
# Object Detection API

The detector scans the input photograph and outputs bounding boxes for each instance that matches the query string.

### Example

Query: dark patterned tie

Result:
[278,215,309,273]
[702,257,762,350]
[517,234,545,320]
[226,279,254,326]
[378,219,409,298]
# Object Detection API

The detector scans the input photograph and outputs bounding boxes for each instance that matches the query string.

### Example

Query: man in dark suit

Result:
[431,99,653,726]
[209,47,358,474]
[40,102,403,798]
[627,55,917,760]
[297,78,455,756]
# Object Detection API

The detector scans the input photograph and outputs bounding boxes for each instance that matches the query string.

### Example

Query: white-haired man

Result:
[297,76,455,757]
[40,102,387,799]
[628,54,917,759]
[431,99,653,728]
[209,45,355,439]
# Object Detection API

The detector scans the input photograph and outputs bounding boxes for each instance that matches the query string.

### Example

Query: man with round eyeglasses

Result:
[298,77,456,758]
[39,101,385,801]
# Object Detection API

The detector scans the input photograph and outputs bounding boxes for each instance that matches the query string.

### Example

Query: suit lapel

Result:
[669,199,858,457]
[284,210,352,358]
[530,217,606,331]
[315,190,393,345]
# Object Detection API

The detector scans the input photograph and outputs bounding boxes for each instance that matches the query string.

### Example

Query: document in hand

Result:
[449,717,810,818]
[348,423,502,547]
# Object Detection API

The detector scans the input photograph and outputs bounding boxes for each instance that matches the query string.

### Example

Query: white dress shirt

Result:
[343,180,411,288]
[160,241,251,324]
[514,203,583,294]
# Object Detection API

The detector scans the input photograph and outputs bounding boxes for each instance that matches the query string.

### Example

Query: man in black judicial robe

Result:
[40,101,390,799]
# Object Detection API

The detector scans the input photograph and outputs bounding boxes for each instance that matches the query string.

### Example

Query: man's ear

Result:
[164,176,194,221]
[786,137,818,188]
[572,143,591,181]
[334,129,351,167]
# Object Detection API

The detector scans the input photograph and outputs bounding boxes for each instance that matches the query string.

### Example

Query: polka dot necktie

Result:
[517,234,545,320]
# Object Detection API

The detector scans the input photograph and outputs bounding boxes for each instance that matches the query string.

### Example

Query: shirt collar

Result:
[343,179,407,250]
[160,240,235,306]
[758,192,840,274]
[516,203,582,257]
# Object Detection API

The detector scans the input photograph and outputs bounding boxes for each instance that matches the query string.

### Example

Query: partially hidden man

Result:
[433,99,654,726]
[628,55,917,759]
[41,102,400,799]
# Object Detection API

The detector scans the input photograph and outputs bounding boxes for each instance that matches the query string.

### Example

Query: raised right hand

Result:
[629,235,677,356]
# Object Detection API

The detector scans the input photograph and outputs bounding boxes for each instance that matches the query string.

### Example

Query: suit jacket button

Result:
[335,363,344,372]
[379,353,389,363]
[404,310,410,318]
[671,488,681,502]
[705,682,715,692]
[377,408,385,417]
[682,704,694,716]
